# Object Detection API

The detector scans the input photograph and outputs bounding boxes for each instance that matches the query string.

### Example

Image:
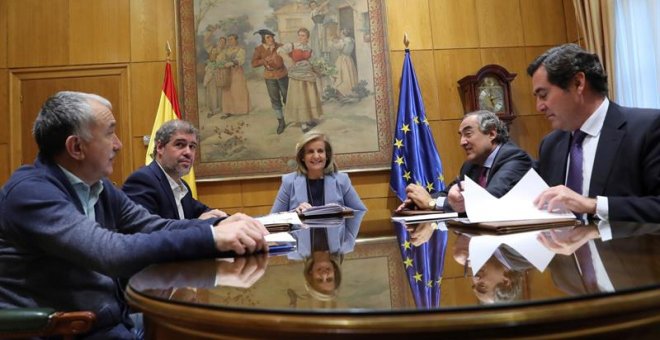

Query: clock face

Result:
[478,77,505,113]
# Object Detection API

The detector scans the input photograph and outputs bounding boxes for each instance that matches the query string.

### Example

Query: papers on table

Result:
[256,212,302,226]
[463,169,575,223]
[265,232,296,244]
[299,203,352,217]
[468,230,555,273]
[391,212,458,223]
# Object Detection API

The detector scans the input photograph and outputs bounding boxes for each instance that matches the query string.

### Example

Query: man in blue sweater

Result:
[0,91,268,339]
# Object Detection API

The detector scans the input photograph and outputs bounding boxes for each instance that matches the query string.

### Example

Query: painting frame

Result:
[177,0,393,180]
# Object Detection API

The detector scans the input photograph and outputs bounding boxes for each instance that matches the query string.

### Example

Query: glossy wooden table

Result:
[126,215,660,339]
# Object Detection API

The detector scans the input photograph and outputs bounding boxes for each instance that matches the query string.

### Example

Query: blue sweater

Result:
[0,159,219,339]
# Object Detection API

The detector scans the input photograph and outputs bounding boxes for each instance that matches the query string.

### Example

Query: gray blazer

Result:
[271,172,367,213]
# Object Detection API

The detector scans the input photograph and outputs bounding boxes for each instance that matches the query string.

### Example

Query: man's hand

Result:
[407,222,435,246]
[212,213,269,255]
[534,185,597,214]
[199,209,228,220]
[294,202,312,214]
[537,226,600,255]
[446,183,465,213]
[405,184,433,210]
[215,254,268,288]
[395,199,415,213]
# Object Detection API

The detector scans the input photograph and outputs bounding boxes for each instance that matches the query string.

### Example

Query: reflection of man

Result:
[251,29,289,134]
[528,43,660,222]
[0,91,268,338]
[397,110,532,213]
[453,234,529,304]
[123,120,226,220]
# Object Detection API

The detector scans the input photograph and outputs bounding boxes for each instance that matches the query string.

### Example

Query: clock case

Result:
[458,64,517,125]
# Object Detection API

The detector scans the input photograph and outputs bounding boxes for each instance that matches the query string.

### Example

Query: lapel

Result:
[293,174,308,205]
[150,161,180,218]
[324,174,337,205]
[589,105,626,196]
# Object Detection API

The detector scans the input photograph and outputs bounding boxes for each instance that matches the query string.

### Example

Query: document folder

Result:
[446,218,578,235]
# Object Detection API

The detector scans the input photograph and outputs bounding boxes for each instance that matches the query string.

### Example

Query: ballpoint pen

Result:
[455,175,463,191]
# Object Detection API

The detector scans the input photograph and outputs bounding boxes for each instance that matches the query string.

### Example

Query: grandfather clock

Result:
[458,64,517,125]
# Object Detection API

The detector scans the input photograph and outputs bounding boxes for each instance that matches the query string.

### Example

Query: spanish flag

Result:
[145,62,198,199]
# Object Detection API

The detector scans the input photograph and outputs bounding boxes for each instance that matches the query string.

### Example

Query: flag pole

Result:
[403,32,410,49]
[166,41,172,62]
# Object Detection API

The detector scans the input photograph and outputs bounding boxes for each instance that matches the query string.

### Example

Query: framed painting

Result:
[177,0,393,180]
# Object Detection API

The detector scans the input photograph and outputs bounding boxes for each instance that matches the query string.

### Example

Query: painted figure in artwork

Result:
[251,29,289,134]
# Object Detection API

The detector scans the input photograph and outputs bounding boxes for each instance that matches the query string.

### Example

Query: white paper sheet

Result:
[265,232,296,243]
[256,212,302,226]
[462,168,575,223]
[468,230,555,273]
[391,212,458,223]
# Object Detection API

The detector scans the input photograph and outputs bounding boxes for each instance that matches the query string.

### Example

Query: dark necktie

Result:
[574,244,599,293]
[566,130,587,194]
[477,166,489,188]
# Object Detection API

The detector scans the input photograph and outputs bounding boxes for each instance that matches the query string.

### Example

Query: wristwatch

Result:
[428,199,437,209]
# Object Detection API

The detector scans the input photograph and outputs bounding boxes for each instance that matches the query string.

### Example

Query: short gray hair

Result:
[464,110,509,144]
[151,119,199,159]
[33,91,112,162]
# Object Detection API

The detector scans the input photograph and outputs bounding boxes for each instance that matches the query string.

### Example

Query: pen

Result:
[455,176,463,191]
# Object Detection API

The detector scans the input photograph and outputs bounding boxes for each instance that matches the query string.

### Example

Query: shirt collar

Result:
[483,144,502,169]
[58,165,104,196]
[580,97,609,137]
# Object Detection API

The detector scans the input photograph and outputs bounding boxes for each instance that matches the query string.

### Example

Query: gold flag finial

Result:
[403,33,409,49]
[166,41,172,61]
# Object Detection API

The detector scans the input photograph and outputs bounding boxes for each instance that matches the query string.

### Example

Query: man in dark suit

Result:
[0,91,267,339]
[528,43,660,222]
[123,120,226,220]
[397,110,532,213]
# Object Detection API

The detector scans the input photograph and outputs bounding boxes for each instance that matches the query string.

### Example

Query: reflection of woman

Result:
[270,131,367,213]
[221,33,250,118]
[278,28,323,132]
[332,28,358,96]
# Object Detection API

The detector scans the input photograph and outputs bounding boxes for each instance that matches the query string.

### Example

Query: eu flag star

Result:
[426,280,433,288]
[402,240,411,250]
[438,173,444,182]
[401,124,410,134]
[394,139,404,149]
[413,116,419,124]
[395,155,405,166]
[403,171,411,181]
[403,257,413,268]
[426,181,434,192]
[423,117,430,126]
[413,272,423,282]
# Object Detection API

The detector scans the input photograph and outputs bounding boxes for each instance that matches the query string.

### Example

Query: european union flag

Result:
[390,49,445,201]
[393,220,448,309]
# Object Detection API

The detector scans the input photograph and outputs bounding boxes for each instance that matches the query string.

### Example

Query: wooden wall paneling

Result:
[475,0,524,48]
[131,136,148,172]
[479,47,534,116]
[508,114,552,159]
[0,144,9,184]
[0,0,7,68]
[69,0,131,64]
[433,49,482,120]
[430,119,463,185]
[349,170,392,199]
[527,270,569,300]
[520,0,568,46]
[240,178,282,207]
[562,0,580,43]
[359,197,398,237]
[7,0,69,68]
[384,0,433,51]
[197,180,244,209]
[430,0,479,49]
[130,0,177,62]
[9,65,131,185]
[440,277,478,306]
[0,69,7,144]
[389,50,440,121]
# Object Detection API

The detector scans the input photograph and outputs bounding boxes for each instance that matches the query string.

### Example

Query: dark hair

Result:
[151,120,199,159]
[295,131,338,175]
[527,43,608,96]
[33,91,111,162]
[298,27,310,38]
[464,110,509,144]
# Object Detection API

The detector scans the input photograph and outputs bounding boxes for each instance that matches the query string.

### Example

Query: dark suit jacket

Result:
[123,161,210,219]
[537,102,660,222]
[436,141,532,210]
